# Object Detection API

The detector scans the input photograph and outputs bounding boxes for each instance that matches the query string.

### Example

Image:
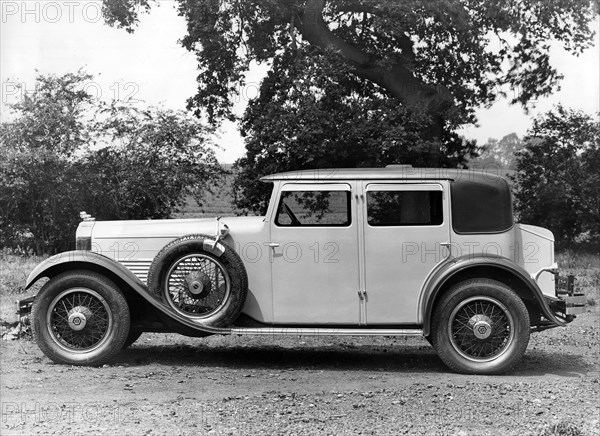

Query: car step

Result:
[228,327,424,337]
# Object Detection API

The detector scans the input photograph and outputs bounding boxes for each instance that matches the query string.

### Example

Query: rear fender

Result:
[420,253,565,336]
[25,251,231,336]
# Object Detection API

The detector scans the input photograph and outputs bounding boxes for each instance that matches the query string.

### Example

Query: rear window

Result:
[451,179,513,234]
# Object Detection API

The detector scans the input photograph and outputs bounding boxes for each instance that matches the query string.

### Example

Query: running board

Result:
[228,327,424,337]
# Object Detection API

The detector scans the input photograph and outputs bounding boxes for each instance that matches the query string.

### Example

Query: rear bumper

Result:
[544,274,586,322]
[555,274,586,315]
[532,274,585,332]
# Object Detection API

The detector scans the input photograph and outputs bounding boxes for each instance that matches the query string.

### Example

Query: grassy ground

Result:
[556,251,600,307]
[0,253,45,295]
[0,253,47,322]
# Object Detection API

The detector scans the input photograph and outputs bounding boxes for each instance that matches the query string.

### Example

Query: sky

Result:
[2,1,599,163]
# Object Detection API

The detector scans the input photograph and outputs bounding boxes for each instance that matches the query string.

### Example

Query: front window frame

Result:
[274,183,353,228]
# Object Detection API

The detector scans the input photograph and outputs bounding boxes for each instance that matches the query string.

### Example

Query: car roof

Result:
[260,166,507,184]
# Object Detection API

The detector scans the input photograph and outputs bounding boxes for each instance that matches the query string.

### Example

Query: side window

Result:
[367,191,443,226]
[275,190,351,227]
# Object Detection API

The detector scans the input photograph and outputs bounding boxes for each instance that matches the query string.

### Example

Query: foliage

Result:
[101,0,597,214]
[512,106,600,248]
[0,72,222,254]
[233,50,478,213]
[77,104,222,220]
[470,133,524,170]
[101,0,152,33]
[0,72,95,252]
[102,0,597,126]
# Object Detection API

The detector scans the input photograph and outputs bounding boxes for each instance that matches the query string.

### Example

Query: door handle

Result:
[267,243,280,248]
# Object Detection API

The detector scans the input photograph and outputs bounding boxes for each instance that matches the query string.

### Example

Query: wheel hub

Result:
[449,296,515,363]
[472,320,492,339]
[67,306,92,331]
[467,314,493,339]
[184,271,212,299]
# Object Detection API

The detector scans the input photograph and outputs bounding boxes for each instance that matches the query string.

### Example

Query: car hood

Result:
[90,216,266,241]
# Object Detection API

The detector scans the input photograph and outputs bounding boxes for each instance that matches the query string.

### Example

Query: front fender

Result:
[419,254,565,336]
[26,251,146,290]
[26,251,232,336]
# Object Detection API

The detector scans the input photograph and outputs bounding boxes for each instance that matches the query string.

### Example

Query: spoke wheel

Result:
[147,235,248,329]
[449,296,514,362]
[47,288,112,353]
[164,254,231,319]
[32,271,130,366]
[431,279,530,374]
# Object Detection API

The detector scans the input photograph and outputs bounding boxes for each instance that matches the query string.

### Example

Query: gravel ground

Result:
[1,314,598,436]
[1,253,598,435]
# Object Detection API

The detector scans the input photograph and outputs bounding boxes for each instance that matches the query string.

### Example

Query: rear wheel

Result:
[431,279,530,374]
[32,271,130,366]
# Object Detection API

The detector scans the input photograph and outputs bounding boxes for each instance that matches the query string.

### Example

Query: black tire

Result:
[122,330,143,348]
[31,271,130,366]
[147,235,248,328]
[431,279,530,375]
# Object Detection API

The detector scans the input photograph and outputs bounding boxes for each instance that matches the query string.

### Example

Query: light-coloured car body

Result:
[24,166,585,372]
[61,167,572,329]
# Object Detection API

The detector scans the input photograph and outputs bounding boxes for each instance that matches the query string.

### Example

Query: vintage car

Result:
[21,166,586,374]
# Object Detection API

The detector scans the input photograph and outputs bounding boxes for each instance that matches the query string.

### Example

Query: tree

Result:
[101,0,598,213]
[102,0,597,130]
[233,49,478,213]
[0,71,95,253]
[78,104,223,220]
[470,133,523,170]
[0,72,222,253]
[580,141,600,243]
[512,106,600,247]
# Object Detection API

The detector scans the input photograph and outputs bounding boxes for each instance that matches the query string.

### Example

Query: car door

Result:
[270,182,360,324]
[361,182,451,324]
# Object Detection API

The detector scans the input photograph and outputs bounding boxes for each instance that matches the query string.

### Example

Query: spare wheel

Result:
[147,235,248,328]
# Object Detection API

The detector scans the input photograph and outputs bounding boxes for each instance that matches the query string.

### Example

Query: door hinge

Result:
[440,242,452,259]
[358,290,368,325]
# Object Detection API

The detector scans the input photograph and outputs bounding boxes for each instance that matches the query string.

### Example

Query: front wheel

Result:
[31,271,130,366]
[431,279,530,374]
[122,329,143,349]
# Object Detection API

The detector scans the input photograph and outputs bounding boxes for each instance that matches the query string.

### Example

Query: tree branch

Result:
[295,0,453,129]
